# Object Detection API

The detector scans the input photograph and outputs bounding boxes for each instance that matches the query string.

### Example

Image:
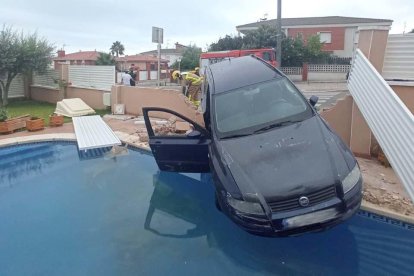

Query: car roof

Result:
[207,56,283,94]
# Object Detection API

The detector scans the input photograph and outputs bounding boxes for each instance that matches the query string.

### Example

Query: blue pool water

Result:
[0,142,413,276]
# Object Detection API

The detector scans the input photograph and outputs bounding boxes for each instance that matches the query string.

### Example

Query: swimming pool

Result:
[0,142,413,275]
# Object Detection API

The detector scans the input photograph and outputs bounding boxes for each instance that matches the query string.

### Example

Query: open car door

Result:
[142,107,210,173]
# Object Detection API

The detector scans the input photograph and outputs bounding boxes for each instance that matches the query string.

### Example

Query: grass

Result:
[4,100,111,125]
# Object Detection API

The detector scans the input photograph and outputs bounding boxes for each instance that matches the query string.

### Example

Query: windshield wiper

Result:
[222,132,254,139]
[254,120,302,133]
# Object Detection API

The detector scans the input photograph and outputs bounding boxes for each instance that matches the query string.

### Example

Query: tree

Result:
[209,35,243,51]
[242,25,278,49]
[207,26,330,66]
[171,45,201,71]
[0,25,54,107]
[96,52,116,65]
[110,41,125,57]
[304,34,330,63]
[281,36,306,66]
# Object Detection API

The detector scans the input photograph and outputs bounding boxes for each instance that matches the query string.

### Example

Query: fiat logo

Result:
[299,196,310,207]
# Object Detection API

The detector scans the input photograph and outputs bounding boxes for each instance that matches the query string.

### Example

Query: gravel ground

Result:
[358,157,414,217]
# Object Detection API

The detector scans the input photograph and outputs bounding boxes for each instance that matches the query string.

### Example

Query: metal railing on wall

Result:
[1,74,25,98]
[69,65,115,91]
[33,70,59,89]
[348,49,414,202]
[382,34,414,81]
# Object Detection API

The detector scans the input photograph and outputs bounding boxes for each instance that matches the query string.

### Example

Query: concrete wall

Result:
[66,86,106,110]
[286,75,302,82]
[111,85,204,126]
[349,28,390,157]
[320,87,414,157]
[391,84,414,114]
[30,86,61,104]
[30,85,106,110]
[321,96,353,146]
[357,29,389,73]
[308,72,348,81]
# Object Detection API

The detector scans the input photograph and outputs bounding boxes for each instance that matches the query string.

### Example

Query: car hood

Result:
[218,116,351,202]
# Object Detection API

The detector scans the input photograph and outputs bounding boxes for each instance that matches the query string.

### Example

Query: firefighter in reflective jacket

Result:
[172,70,202,105]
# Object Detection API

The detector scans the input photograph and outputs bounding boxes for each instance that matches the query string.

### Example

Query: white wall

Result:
[333,27,357,57]
[162,53,182,66]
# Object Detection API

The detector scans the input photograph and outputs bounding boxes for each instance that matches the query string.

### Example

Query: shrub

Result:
[0,108,8,122]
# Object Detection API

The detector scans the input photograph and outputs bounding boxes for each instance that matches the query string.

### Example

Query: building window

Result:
[150,63,156,71]
[318,32,332,43]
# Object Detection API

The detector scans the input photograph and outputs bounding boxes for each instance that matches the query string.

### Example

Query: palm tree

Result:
[110,41,125,57]
[96,52,116,65]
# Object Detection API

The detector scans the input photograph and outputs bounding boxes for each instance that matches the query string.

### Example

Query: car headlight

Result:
[226,195,265,215]
[342,165,361,193]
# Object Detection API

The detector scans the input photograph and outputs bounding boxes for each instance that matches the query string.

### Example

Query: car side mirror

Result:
[309,95,319,107]
[187,130,202,139]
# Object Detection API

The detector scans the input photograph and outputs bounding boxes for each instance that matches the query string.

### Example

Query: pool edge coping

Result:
[1,133,413,225]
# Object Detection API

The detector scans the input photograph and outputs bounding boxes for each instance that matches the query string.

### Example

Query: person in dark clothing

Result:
[128,69,136,86]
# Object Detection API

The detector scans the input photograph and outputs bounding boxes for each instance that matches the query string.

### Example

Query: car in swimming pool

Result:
[142,56,362,237]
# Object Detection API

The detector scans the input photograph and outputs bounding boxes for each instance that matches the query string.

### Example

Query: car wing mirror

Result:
[309,95,319,107]
[187,130,202,139]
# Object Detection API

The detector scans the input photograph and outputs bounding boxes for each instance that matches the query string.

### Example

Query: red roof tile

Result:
[54,51,101,61]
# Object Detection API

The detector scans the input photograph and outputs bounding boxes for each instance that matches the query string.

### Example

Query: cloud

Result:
[0,0,412,54]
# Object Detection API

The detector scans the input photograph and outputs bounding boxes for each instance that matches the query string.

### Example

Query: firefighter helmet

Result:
[172,70,181,80]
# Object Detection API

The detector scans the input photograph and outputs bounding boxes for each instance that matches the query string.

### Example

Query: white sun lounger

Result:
[73,115,121,151]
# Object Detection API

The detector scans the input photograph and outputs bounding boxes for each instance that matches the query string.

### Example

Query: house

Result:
[236,16,393,57]
[53,50,100,69]
[140,42,188,66]
[116,55,169,81]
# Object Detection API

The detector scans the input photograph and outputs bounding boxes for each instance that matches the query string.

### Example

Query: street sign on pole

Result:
[152,27,163,44]
[152,27,164,86]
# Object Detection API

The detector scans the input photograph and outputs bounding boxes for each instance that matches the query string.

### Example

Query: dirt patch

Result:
[358,158,414,217]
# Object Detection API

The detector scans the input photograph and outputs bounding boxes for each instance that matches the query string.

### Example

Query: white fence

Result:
[139,71,148,81]
[150,71,158,80]
[348,49,414,202]
[382,34,414,81]
[308,64,351,73]
[281,67,302,75]
[69,65,115,91]
[33,70,59,88]
[280,64,350,81]
[1,74,25,98]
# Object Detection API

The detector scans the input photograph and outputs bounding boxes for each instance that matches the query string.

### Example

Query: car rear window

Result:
[214,78,312,138]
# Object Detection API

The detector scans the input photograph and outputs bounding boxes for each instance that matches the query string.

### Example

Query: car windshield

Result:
[214,77,313,138]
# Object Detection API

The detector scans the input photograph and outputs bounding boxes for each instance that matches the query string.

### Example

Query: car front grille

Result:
[267,185,337,213]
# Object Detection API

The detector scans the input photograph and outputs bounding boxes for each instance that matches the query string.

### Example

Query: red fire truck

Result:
[200,48,277,70]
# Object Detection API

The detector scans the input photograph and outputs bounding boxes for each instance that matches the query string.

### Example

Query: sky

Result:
[0,0,412,55]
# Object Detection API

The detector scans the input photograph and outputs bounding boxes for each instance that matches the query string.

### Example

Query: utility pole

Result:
[157,43,161,86]
[276,0,282,68]
[152,26,163,86]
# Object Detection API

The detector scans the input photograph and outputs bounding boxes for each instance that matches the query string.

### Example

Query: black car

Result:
[142,56,362,237]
